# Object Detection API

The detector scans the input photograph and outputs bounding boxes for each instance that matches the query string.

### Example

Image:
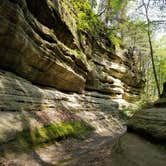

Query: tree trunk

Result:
[160,82,166,98]
[143,0,161,97]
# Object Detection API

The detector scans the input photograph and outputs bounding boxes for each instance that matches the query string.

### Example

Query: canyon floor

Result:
[1,128,166,166]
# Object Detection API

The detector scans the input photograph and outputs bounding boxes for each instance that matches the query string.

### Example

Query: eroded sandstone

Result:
[0,0,143,99]
[128,98,166,141]
[0,0,145,165]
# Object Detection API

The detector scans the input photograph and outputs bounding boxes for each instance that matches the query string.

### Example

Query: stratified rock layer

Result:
[0,70,125,144]
[0,1,149,165]
[0,0,86,93]
[128,99,166,141]
[0,0,143,100]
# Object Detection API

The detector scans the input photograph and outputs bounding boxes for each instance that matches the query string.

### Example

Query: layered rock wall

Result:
[0,0,143,101]
[0,70,125,144]
[0,0,143,147]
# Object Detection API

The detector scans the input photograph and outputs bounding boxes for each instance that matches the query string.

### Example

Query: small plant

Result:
[68,0,104,35]
[108,32,122,48]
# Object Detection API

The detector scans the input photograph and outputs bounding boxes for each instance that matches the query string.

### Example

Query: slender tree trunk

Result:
[147,23,161,96]
[142,0,161,97]
[146,62,150,97]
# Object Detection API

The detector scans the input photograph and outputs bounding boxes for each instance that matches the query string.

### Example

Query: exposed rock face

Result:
[0,0,86,93]
[0,0,143,161]
[0,70,125,144]
[128,99,166,141]
[0,1,150,165]
[0,0,143,99]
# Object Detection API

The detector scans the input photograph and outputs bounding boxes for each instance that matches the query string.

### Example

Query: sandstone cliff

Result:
[0,0,144,164]
[0,0,143,101]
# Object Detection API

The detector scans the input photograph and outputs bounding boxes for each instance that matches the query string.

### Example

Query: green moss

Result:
[57,41,87,61]
[12,121,93,148]
[69,109,81,113]
[56,158,72,166]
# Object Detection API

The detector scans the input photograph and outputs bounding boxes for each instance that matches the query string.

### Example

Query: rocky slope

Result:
[0,0,145,165]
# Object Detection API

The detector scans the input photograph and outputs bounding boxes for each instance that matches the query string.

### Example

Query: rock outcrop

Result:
[0,0,143,100]
[0,70,125,144]
[128,98,166,141]
[0,1,155,166]
[0,0,144,163]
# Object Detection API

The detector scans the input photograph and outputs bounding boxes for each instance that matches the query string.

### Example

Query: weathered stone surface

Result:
[0,70,125,144]
[128,104,166,141]
[0,1,150,165]
[0,0,143,101]
[0,0,86,93]
[86,46,144,102]
[154,98,166,108]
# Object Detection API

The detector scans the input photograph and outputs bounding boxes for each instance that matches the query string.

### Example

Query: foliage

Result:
[126,0,166,98]
[120,101,143,118]
[145,36,166,97]
[68,0,103,35]
[68,0,123,49]
[108,32,121,48]
[89,0,97,9]
[97,0,131,47]
[120,96,157,118]
[98,0,131,30]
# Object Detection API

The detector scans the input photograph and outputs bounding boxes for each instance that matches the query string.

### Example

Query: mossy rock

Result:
[7,121,94,149]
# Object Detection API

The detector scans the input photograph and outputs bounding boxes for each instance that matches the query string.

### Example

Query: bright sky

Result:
[94,0,166,39]
[127,0,166,39]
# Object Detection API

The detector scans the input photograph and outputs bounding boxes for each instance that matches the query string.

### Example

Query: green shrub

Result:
[68,0,103,35]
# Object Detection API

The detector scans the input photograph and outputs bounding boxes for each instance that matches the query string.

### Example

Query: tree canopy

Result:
[94,0,166,98]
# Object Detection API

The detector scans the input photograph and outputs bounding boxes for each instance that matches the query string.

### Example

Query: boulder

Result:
[128,104,166,141]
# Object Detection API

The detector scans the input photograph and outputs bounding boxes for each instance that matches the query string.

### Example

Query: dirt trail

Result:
[0,132,166,166]
[111,133,166,166]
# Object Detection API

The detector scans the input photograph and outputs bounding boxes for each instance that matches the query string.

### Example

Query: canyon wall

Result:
[0,0,143,147]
